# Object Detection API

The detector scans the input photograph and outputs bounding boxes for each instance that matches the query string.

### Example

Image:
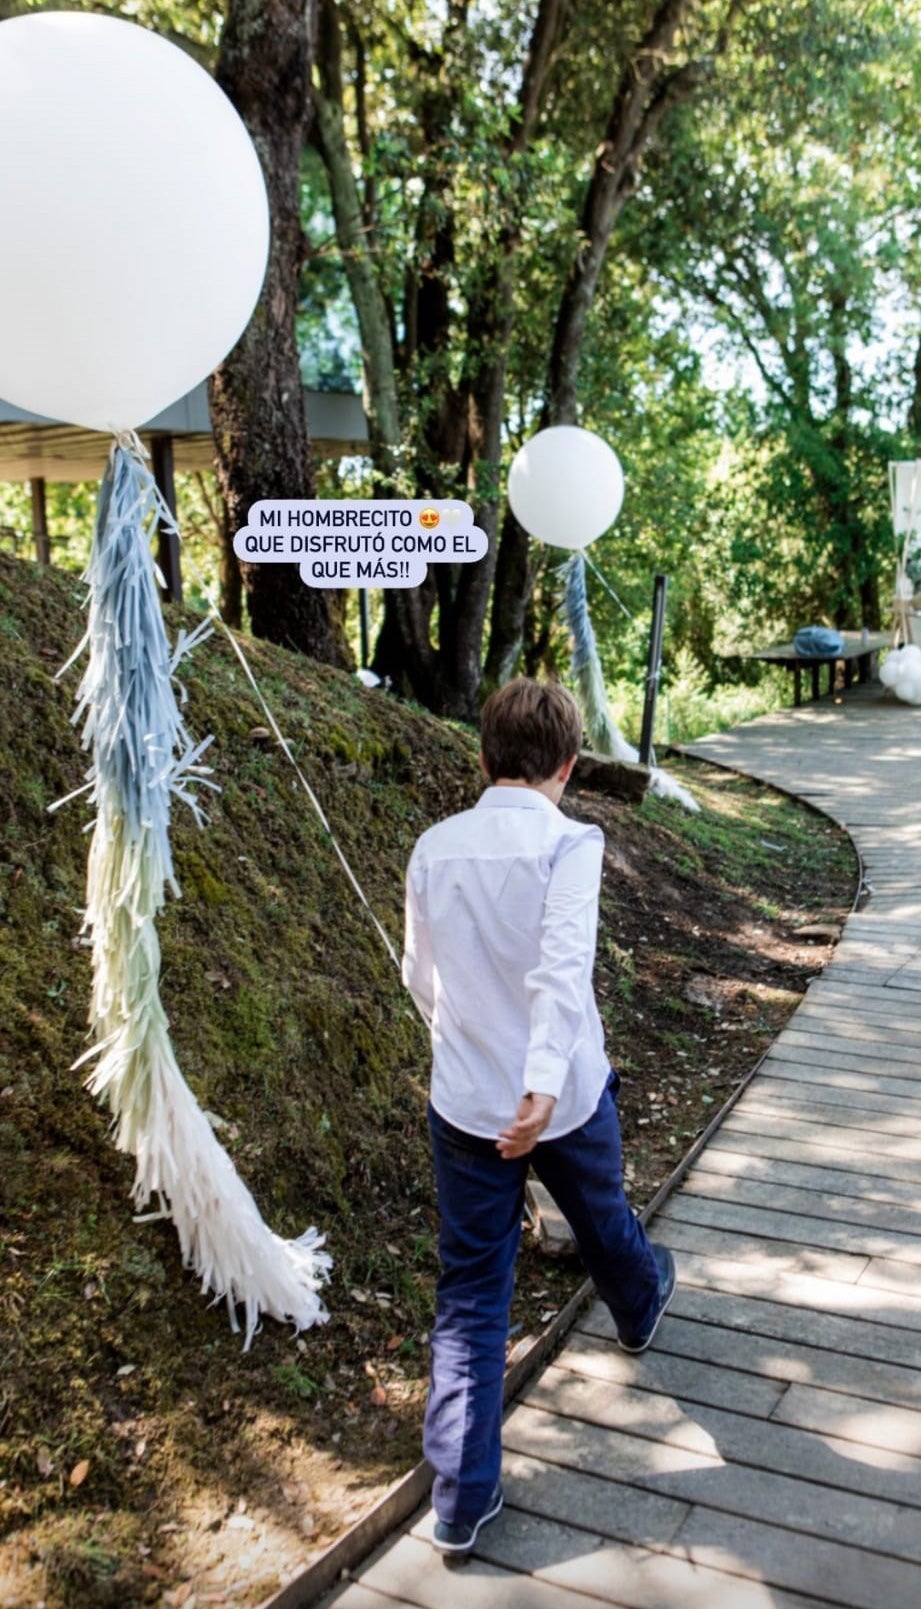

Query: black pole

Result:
[639,572,668,767]
[359,590,371,668]
[151,434,183,604]
[30,477,50,564]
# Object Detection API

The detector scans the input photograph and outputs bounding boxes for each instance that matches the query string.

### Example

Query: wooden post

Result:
[638,574,668,767]
[30,477,50,565]
[151,434,183,603]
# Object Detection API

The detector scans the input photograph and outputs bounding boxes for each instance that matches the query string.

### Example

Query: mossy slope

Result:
[0,551,477,1574]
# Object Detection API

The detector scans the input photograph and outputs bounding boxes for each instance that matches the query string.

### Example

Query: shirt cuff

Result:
[523,1052,568,1102]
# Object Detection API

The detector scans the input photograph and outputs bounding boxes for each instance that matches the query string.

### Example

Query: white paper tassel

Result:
[562,553,699,812]
[61,439,330,1346]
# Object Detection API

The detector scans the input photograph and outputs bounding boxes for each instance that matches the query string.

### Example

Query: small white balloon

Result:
[0,12,269,432]
[508,426,624,549]
[880,649,901,687]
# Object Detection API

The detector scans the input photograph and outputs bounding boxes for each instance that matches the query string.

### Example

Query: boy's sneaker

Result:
[432,1484,504,1556]
[617,1245,677,1354]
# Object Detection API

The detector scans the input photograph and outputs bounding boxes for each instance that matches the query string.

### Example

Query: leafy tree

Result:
[630,0,921,632]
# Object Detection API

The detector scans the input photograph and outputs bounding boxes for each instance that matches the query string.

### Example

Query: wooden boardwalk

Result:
[325,689,921,1609]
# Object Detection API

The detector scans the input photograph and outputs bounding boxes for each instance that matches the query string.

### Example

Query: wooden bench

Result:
[739,629,890,707]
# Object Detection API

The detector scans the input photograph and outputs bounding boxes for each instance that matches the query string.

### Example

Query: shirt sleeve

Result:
[402,848,435,1026]
[522,828,603,1101]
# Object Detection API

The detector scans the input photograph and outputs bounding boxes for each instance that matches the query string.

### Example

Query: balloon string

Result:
[113,436,402,971]
[581,551,634,621]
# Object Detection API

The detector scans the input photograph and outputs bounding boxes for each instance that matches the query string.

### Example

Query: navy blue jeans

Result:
[424,1073,660,1524]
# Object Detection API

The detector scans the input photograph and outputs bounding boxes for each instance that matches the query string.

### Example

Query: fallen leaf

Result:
[385,1335,405,1352]
[69,1459,90,1488]
[370,1384,388,1407]
[36,1447,53,1478]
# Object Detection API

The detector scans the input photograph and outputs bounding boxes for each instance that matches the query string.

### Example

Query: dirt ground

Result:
[1,771,856,1609]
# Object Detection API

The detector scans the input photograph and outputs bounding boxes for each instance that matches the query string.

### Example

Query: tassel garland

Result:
[60,439,330,1346]
[562,552,699,812]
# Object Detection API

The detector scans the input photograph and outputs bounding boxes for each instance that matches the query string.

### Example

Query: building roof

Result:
[0,384,369,481]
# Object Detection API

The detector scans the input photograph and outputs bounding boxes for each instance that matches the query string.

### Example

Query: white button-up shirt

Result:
[402,785,610,1141]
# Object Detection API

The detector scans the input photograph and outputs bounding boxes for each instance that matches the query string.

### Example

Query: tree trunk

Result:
[908,332,921,444]
[313,0,402,474]
[209,0,352,668]
[823,287,878,628]
[313,0,570,717]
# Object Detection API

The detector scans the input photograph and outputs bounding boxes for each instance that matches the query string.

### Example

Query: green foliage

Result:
[622,0,921,635]
[303,0,920,705]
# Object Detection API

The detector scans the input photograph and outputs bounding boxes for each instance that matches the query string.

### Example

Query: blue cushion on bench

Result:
[793,626,845,657]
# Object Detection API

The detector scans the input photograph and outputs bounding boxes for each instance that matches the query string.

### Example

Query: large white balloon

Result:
[0,12,269,433]
[507,426,624,549]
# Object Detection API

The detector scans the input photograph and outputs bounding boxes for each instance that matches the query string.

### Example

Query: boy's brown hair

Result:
[480,677,583,784]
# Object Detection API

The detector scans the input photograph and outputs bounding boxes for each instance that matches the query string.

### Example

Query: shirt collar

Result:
[475,785,560,814]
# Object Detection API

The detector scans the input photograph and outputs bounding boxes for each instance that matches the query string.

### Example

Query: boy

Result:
[402,677,675,1556]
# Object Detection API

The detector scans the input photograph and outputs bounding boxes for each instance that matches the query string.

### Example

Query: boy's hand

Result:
[497,1093,556,1159]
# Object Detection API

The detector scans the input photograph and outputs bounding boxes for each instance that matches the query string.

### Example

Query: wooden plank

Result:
[783,1007,921,1047]
[706,1126,921,1188]
[740,1093,921,1137]
[758,1061,921,1102]
[673,1506,921,1609]
[511,1386,921,1520]
[771,1382,921,1457]
[547,1347,921,1479]
[326,1588,409,1609]
[773,1026,921,1067]
[694,1141,921,1208]
[504,1397,921,1559]
[471,1504,847,1609]
[577,1301,921,1407]
[549,1330,786,1418]
[656,1217,871,1283]
[360,1532,606,1609]
[659,1193,921,1266]
[746,1079,921,1122]
[719,1109,921,1166]
[859,1257,921,1298]
[495,1449,690,1547]
[675,1165,921,1239]
[806,982,921,1008]
[750,1075,921,1116]
[807,963,921,989]
[829,939,920,961]
[669,1245,921,1332]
